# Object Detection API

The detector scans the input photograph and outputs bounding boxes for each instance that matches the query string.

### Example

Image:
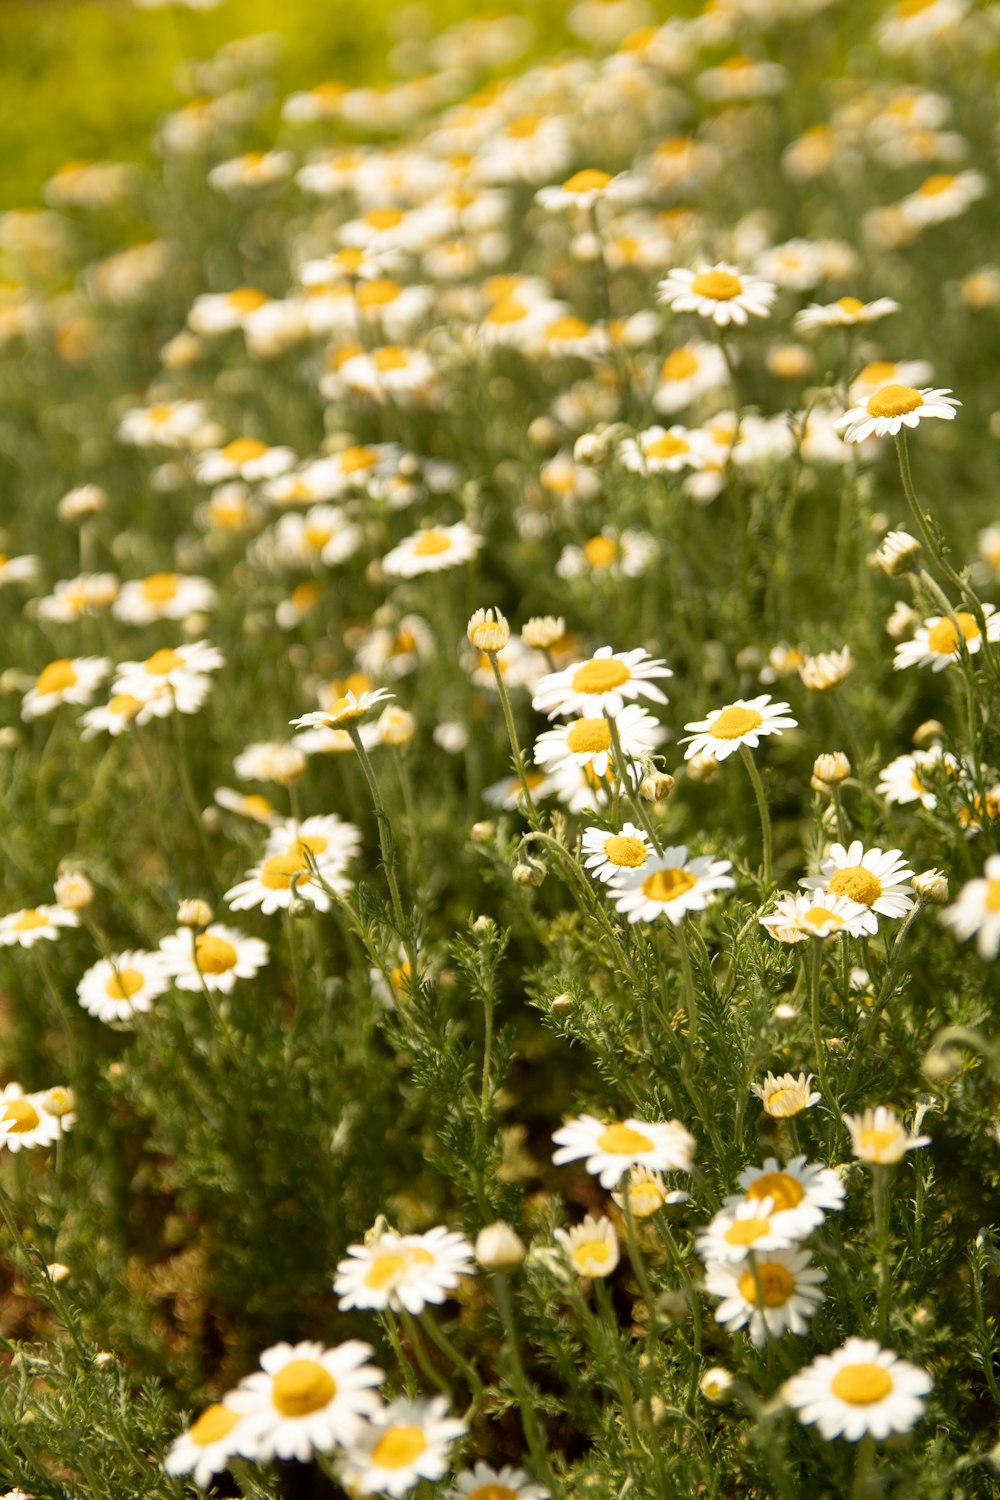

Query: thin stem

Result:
[398,1308,453,1401]
[348,724,419,979]
[604,711,662,854]
[739,742,773,891]
[871,1165,892,1341]
[807,938,835,1115]
[491,1271,558,1493]
[674,920,699,1047]
[488,654,537,819]
[420,1309,484,1413]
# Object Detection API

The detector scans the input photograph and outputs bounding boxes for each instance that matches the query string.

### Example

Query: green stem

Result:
[420,1309,484,1413]
[604,710,662,854]
[807,938,835,1115]
[844,901,924,1099]
[398,1308,453,1401]
[489,654,537,819]
[675,920,699,1047]
[739,742,773,891]
[491,1271,558,1493]
[871,1165,891,1341]
[348,724,419,979]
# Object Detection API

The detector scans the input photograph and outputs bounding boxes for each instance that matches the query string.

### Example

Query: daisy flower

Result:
[233,742,306,785]
[657,263,777,327]
[533,705,662,780]
[0,552,39,586]
[612,1165,688,1219]
[554,1215,620,1279]
[696,1199,800,1264]
[117,398,207,448]
[727,1156,846,1238]
[942,855,1000,958]
[112,643,225,718]
[265,814,363,872]
[194,437,296,484]
[0,1087,64,1153]
[799,841,915,935]
[21,656,112,721]
[532,645,672,720]
[682,696,796,761]
[844,1106,930,1165]
[900,170,988,230]
[835,385,960,443]
[652,342,728,414]
[786,1338,932,1442]
[580,822,652,883]
[337,1396,466,1498]
[759,891,871,943]
[113,573,218,625]
[618,424,706,475]
[158,925,270,994]
[334,1226,475,1314]
[877,747,955,808]
[164,1403,247,1488]
[893,607,1000,671]
[36,573,120,623]
[226,1341,385,1461]
[552,1114,696,1188]
[609,846,735,926]
[291,688,395,730]
[224,851,339,915]
[446,1461,549,1500]
[705,1246,826,1346]
[382,523,483,578]
[213,788,282,827]
[753,1072,821,1119]
[77,951,171,1024]
[188,288,271,335]
[0,905,79,948]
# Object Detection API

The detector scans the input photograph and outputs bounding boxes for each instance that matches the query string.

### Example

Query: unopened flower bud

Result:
[885,600,917,640]
[512,854,546,888]
[475,1221,526,1269]
[42,1086,75,1117]
[467,607,511,654]
[686,750,719,784]
[472,914,496,935]
[54,870,94,910]
[799,647,852,691]
[913,719,944,749]
[873,529,921,578]
[45,1262,70,1284]
[573,429,613,466]
[699,1366,733,1404]
[470,821,494,844]
[94,1352,116,1367]
[912,868,948,904]
[551,992,574,1012]
[923,1044,964,1082]
[640,771,675,802]
[812,752,851,789]
[521,615,566,650]
[177,898,213,928]
[57,484,107,523]
[772,1003,799,1029]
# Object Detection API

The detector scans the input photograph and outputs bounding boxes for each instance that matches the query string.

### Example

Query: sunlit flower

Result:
[612,1165,687,1218]
[338,1396,466,1497]
[533,645,672,720]
[580,822,652,883]
[0,1086,64,1152]
[752,1072,821,1119]
[618,424,706,475]
[0,904,79,948]
[555,1215,620,1278]
[844,1105,930,1165]
[794,296,900,333]
[836,385,960,443]
[893,607,1000,671]
[610,846,735,925]
[941,855,1000,958]
[194,438,297,484]
[682,696,796,761]
[382,523,483,578]
[534,705,662,781]
[799,841,915,935]
[705,1246,826,1346]
[658,263,777,326]
[164,1404,247,1488]
[0,552,39,586]
[786,1338,932,1441]
[22,657,111,721]
[113,573,217,625]
[36,574,119,622]
[227,1341,385,1461]
[446,1461,549,1500]
[552,1113,696,1187]
[759,890,871,943]
[77,950,171,1024]
[696,1199,800,1264]
[291,687,395,730]
[726,1156,846,1239]
[209,150,295,193]
[334,1226,475,1313]
[159,926,270,994]
[652,342,728,413]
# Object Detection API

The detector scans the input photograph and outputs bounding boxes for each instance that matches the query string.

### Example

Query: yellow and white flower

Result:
[534,705,663,781]
[188,287,271,336]
[334,1226,475,1314]
[657,263,777,327]
[164,1403,247,1488]
[337,1396,466,1497]
[552,1113,696,1188]
[705,1246,826,1346]
[111,643,225,720]
[532,645,672,720]
[0,904,80,948]
[36,574,120,623]
[555,1215,620,1279]
[759,891,871,943]
[446,1461,549,1500]
[113,573,217,625]
[652,342,728,414]
[382,523,483,578]
[609,846,735,925]
[226,1340,385,1461]
[877,747,955,809]
[0,1086,65,1153]
[77,950,172,1024]
[899,170,987,229]
[793,296,900,333]
[22,657,112,721]
[194,437,297,484]
[208,149,295,194]
[696,1199,800,1264]
[233,742,307,785]
[942,855,1000,958]
[682,696,796,762]
[786,1338,932,1441]
[799,841,915,935]
[117,399,208,449]
[618,424,706,475]
[158,926,270,994]
[844,1105,930,1165]
[78,693,145,739]
[291,688,395,731]
[581,822,652,884]
[848,360,934,406]
[727,1156,845,1239]
[836,385,960,443]
[893,607,1000,671]
[224,850,340,915]
[612,1164,688,1218]
[753,1072,821,1119]
[0,552,39,586]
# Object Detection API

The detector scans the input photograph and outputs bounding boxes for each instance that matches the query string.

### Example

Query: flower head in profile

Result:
[467,608,510,654]
[682,696,796,761]
[291,688,395,730]
[894,607,1000,671]
[844,1106,930,1165]
[609,846,735,925]
[753,1072,821,1119]
[794,295,899,333]
[836,384,960,443]
[612,1165,688,1219]
[658,262,777,326]
[0,904,79,948]
[552,1114,696,1188]
[785,1338,932,1441]
[759,891,871,943]
[942,855,1000,958]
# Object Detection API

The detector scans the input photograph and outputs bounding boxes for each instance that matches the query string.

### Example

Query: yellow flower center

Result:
[546,315,591,342]
[35,659,78,695]
[225,287,269,312]
[919,173,955,196]
[241,794,275,822]
[195,934,238,973]
[305,525,334,550]
[563,169,612,193]
[104,968,145,1000]
[222,437,268,464]
[356,279,402,309]
[271,1359,336,1417]
[745,1171,804,1213]
[710,705,763,739]
[830,1363,893,1405]
[147,404,174,424]
[485,294,529,325]
[364,208,405,231]
[12,909,48,932]
[723,1217,771,1247]
[291,582,320,610]
[737,1261,795,1307]
[339,445,378,473]
[583,536,618,568]
[835,296,865,315]
[828,866,881,907]
[690,270,742,301]
[571,658,631,694]
[506,113,543,139]
[984,878,1000,912]
[572,1239,612,1270]
[373,346,409,372]
[364,1246,434,1289]
[371,1426,429,1469]
[645,433,690,459]
[565,718,612,755]
[630,1181,666,1216]
[765,1086,805,1118]
[802,906,837,928]
[140,573,180,603]
[661,348,700,381]
[190,1405,241,1446]
[925,611,980,656]
[603,835,647,868]
[467,1487,517,1500]
[2,1097,41,1133]
[642,867,697,903]
[144,648,184,675]
[412,529,453,557]
[259,854,311,890]
[597,1123,654,1154]
[865,384,923,419]
[858,1128,902,1160]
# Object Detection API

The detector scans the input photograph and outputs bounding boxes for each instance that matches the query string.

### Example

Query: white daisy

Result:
[695,1198,800,1265]
[227,1340,385,1461]
[22,656,112,721]
[835,384,960,443]
[682,696,797,762]
[112,643,225,719]
[36,573,120,623]
[290,688,395,730]
[849,360,934,406]
[893,607,1000,671]
[337,1396,466,1497]
[533,705,663,780]
[213,788,283,827]
[942,855,1000,959]
[752,1072,821,1119]
[224,851,340,915]
[232,742,306,785]
[657,263,777,327]
[759,891,873,943]
[77,950,171,1024]
[552,1114,696,1188]
[580,823,652,884]
[793,296,900,333]
[158,926,270,994]
[726,1156,846,1239]
[877,747,956,808]
[705,1246,826,1346]
[844,1106,930,1165]
[334,1226,476,1314]
[0,905,79,948]
[786,1338,932,1442]
[652,342,728,414]
[610,847,735,926]
[382,523,483,578]
[611,1165,688,1219]
[113,573,218,625]
[264,815,363,876]
[117,399,208,449]
[0,1087,64,1153]
[532,645,672,721]
[164,1404,247,1487]
[799,841,915,935]
[618,424,706,475]
[193,437,296,484]
[446,1460,549,1500]
[555,1215,620,1279]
